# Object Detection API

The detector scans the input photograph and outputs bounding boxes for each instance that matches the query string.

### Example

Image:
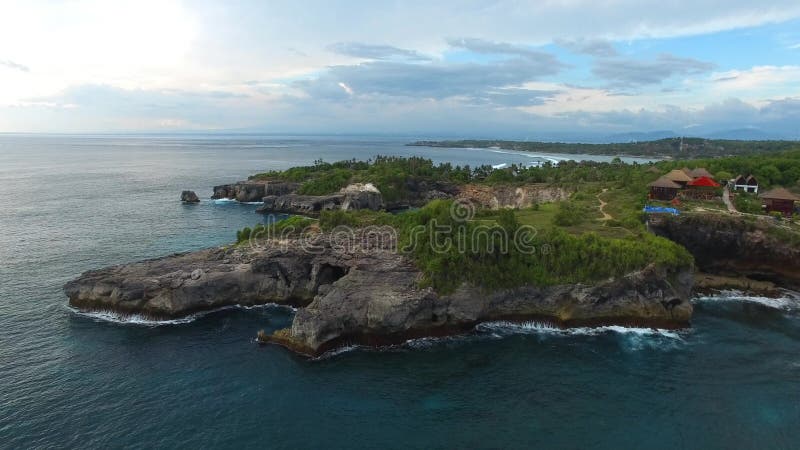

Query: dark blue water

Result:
[1,135,798,449]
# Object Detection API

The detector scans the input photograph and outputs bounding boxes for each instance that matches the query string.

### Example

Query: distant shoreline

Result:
[408,138,799,159]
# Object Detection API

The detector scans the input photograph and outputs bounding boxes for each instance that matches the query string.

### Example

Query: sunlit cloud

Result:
[0,1,799,137]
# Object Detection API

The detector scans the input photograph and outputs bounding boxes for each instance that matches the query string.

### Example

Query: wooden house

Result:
[760,188,799,216]
[664,169,693,187]
[689,167,713,179]
[648,177,682,200]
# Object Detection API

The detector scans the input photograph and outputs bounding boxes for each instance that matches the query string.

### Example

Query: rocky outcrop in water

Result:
[66,232,694,355]
[212,182,267,202]
[649,213,800,290]
[64,239,352,318]
[180,190,200,203]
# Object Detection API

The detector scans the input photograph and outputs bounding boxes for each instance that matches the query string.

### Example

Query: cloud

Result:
[327,42,431,61]
[0,59,29,72]
[593,54,715,87]
[293,38,567,106]
[3,2,800,134]
[555,38,618,57]
[337,82,354,95]
[446,37,559,61]
[477,88,561,107]
[294,53,565,106]
[9,80,800,138]
[12,84,264,131]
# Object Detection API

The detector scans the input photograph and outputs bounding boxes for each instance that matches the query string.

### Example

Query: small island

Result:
[65,147,800,356]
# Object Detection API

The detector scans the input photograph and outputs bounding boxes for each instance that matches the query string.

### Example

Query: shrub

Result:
[297,168,352,195]
[236,227,252,243]
[234,217,317,244]
[734,193,763,215]
[553,202,586,226]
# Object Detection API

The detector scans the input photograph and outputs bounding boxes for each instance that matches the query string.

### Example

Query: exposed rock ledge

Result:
[65,232,693,356]
[649,213,800,291]
[256,183,384,215]
[211,178,571,216]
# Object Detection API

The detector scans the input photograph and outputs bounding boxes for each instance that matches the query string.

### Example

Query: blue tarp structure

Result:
[643,205,680,216]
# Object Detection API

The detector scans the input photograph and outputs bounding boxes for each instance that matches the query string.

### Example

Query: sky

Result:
[1,0,799,139]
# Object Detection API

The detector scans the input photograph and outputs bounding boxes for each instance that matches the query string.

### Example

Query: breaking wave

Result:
[475,321,684,339]
[693,290,800,311]
[68,303,295,326]
[313,321,686,358]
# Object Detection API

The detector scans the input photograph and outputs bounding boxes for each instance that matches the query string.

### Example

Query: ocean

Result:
[0,134,798,449]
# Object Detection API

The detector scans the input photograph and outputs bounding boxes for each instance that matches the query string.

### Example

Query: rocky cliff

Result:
[456,184,572,209]
[256,183,385,215]
[649,213,800,290]
[211,176,569,213]
[212,181,301,203]
[66,231,693,356]
[212,182,266,202]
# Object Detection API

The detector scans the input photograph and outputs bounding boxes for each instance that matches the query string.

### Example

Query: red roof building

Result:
[687,176,720,188]
[685,176,721,200]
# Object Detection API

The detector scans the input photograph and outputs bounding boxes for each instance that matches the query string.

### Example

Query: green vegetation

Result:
[553,201,588,226]
[733,192,763,214]
[232,147,800,293]
[235,216,317,244]
[242,200,690,293]
[387,200,691,293]
[250,156,473,204]
[297,168,353,195]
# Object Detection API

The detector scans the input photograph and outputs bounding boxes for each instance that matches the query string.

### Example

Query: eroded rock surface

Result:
[180,190,200,203]
[650,213,800,290]
[66,232,693,355]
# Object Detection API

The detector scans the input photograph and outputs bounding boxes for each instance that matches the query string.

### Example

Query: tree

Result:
[716,171,733,182]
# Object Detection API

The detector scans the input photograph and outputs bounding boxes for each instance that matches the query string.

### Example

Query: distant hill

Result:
[606,130,678,142]
[702,128,778,140]
[407,137,799,158]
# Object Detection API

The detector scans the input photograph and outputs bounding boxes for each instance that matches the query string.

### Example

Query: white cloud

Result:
[1,1,800,134]
[337,82,354,95]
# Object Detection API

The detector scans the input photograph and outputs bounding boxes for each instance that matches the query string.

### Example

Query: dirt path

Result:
[597,188,612,221]
[722,187,738,213]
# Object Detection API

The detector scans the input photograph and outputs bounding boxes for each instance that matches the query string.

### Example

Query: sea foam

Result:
[693,290,800,310]
[68,303,294,326]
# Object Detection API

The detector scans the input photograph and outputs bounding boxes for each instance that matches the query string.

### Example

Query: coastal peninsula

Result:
[66,148,800,356]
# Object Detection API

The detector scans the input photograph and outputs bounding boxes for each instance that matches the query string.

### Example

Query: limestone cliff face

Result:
[256,183,385,215]
[66,232,693,355]
[287,263,692,355]
[211,177,570,213]
[649,213,800,290]
[212,182,267,202]
[258,194,344,214]
[455,184,572,209]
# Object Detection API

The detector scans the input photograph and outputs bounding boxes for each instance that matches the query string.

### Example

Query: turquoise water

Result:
[0,135,798,449]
